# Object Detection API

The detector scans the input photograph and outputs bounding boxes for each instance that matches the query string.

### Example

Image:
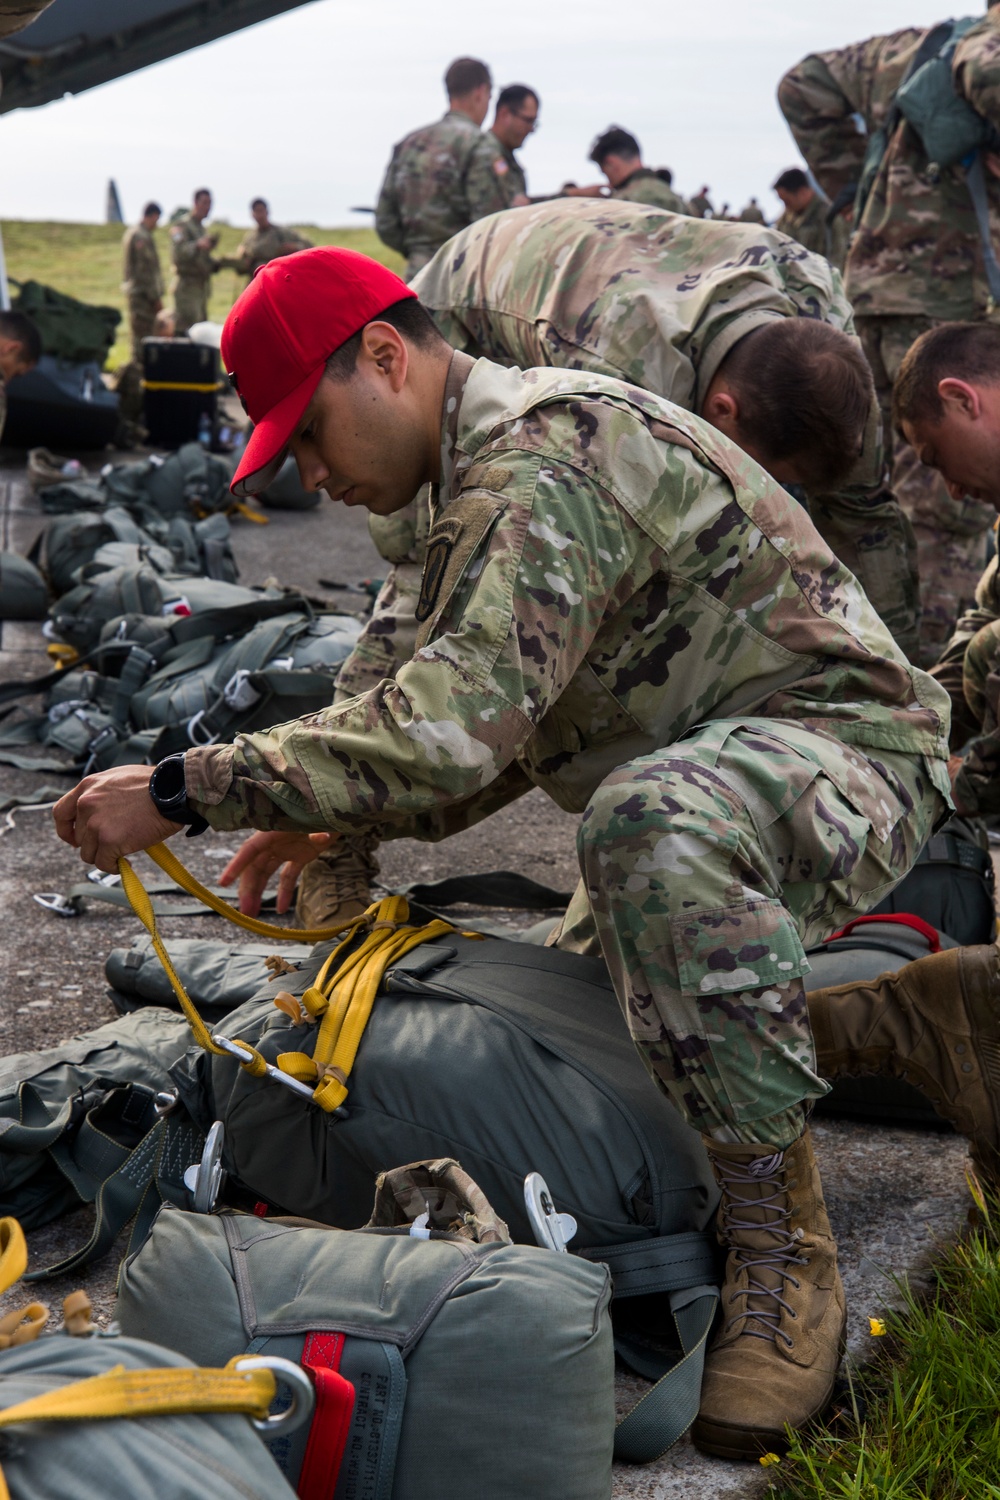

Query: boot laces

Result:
[715,1151,809,1348]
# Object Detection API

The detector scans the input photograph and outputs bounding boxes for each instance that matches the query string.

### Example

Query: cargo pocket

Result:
[671,896,810,999]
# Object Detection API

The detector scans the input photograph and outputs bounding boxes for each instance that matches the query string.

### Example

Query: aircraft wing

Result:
[0,0,317,113]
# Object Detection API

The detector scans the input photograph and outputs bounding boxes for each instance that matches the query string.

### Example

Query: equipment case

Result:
[142,339,219,448]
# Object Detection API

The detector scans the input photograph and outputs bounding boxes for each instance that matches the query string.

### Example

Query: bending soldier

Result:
[54,247,973,1463]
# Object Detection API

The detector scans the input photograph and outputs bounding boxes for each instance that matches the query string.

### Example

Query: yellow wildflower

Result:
[759,1453,782,1467]
[869,1317,887,1336]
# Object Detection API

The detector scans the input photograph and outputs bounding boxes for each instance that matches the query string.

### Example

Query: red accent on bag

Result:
[826,912,941,954]
[297,1331,355,1500]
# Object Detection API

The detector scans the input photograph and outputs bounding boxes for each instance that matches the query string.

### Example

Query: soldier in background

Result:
[772,167,848,270]
[0,310,41,444]
[375,56,509,279]
[565,125,689,212]
[170,188,219,335]
[121,201,163,362]
[738,196,767,223]
[780,9,1000,665]
[488,84,540,205]
[233,200,312,281]
[689,185,715,217]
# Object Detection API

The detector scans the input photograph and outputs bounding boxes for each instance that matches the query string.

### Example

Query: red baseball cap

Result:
[222,247,416,497]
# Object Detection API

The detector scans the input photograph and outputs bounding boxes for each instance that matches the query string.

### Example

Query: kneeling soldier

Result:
[55,249,954,1459]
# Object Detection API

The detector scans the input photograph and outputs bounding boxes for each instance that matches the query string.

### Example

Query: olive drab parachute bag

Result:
[116,1161,618,1499]
[37,505,237,597]
[0,554,47,621]
[0,1217,304,1500]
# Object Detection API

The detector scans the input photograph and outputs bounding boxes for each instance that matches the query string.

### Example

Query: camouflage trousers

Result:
[856,313,997,669]
[566,719,946,1149]
[128,295,159,364]
[172,277,210,337]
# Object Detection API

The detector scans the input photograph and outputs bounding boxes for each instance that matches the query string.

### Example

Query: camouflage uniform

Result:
[738,200,767,224]
[779,15,1000,666]
[0,377,6,446]
[610,168,689,214]
[490,138,527,203]
[375,111,510,280]
[234,223,312,281]
[775,193,849,270]
[689,189,714,218]
[170,214,218,334]
[186,352,950,1146]
[929,554,1000,809]
[121,222,163,363]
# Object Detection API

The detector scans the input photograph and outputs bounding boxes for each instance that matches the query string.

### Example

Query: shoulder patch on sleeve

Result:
[416,532,455,622]
[493,157,509,175]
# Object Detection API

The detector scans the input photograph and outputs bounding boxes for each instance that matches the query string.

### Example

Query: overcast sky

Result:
[0,0,962,227]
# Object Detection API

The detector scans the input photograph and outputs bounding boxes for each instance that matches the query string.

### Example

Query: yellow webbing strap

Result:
[0,1221,27,1298]
[118,846,483,1111]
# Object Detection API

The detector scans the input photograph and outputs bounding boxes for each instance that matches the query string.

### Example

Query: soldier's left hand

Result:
[53,767,183,873]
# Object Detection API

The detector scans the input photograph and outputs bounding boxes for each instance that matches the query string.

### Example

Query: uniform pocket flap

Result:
[671,898,810,997]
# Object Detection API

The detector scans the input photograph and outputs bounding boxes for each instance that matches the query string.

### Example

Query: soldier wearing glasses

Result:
[488,84,540,206]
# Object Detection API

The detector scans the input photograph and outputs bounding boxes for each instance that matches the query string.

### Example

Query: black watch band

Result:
[149,754,209,838]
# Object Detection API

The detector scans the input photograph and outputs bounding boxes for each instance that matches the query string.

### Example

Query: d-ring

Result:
[233,1355,316,1434]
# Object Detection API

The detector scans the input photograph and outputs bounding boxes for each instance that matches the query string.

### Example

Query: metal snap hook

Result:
[232,1355,316,1434]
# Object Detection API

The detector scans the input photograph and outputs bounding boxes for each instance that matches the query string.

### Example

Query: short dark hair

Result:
[193,187,212,201]
[324,297,448,381]
[893,321,1000,431]
[496,83,538,113]
[142,201,161,217]
[0,309,41,366]
[251,197,267,211]
[445,57,491,97]
[721,320,873,491]
[589,126,641,167]
[773,168,810,193]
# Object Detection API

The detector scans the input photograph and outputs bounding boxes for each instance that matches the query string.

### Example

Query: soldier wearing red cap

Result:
[53,246,962,1462]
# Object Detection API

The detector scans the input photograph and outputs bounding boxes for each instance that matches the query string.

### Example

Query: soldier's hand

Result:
[53,767,183,873]
[218,830,340,918]
[197,235,214,251]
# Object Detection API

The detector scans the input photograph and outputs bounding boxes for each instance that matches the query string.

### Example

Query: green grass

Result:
[770,1179,1000,1500]
[1,221,404,371]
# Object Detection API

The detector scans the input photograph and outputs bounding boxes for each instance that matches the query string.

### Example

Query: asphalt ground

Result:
[0,443,979,1499]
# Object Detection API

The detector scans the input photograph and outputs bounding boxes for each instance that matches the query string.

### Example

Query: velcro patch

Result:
[416,530,457,622]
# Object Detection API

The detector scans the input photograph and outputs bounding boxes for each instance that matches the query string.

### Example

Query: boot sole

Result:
[691,1311,847,1462]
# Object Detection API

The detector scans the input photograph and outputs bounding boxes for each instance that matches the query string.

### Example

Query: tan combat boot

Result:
[294,831,381,928]
[692,1131,846,1461]
[807,944,1000,1187]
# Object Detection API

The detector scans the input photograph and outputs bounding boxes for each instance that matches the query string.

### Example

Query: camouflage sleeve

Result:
[953,18,1000,134]
[171,229,203,273]
[464,139,513,224]
[777,50,870,200]
[375,155,406,256]
[183,443,669,833]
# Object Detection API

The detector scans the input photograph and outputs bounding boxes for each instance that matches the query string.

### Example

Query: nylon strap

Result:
[613,1288,718,1463]
[298,1333,355,1500]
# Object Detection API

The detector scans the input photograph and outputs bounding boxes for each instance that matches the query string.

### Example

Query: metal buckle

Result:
[524,1172,578,1253]
[33,892,80,918]
[232,1356,315,1435]
[86,869,121,887]
[183,1119,226,1212]
[186,708,220,746]
[211,1033,320,1102]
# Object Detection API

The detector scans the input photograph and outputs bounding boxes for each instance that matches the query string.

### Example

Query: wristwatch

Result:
[148,753,209,837]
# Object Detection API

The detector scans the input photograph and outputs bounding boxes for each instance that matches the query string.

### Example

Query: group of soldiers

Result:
[32,4,1000,1471]
[120,189,312,358]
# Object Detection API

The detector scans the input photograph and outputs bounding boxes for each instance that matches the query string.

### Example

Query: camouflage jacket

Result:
[235,223,312,279]
[170,214,216,285]
[490,139,527,202]
[610,168,688,215]
[738,202,767,223]
[121,224,162,302]
[778,14,1000,319]
[775,193,849,270]
[0,377,6,445]
[375,111,510,276]
[185,352,949,836]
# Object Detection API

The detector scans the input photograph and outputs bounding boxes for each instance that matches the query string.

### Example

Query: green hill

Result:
[1,221,404,370]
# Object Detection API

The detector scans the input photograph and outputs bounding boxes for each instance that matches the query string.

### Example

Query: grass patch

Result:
[769,1180,1000,1500]
[1,221,404,371]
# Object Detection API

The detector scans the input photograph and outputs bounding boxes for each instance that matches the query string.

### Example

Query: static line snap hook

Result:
[233,1356,316,1435]
[33,892,79,918]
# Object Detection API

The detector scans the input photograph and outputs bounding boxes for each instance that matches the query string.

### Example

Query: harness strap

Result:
[298,1333,355,1500]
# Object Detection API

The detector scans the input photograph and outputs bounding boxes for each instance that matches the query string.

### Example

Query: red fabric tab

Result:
[252,1201,269,1218]
[826,913,941,954]
[298,1331,355,1500]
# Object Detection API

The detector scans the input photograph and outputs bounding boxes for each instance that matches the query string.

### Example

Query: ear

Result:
[703,387,740,426]
[359,321,409,392]
[937,377,982,419]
